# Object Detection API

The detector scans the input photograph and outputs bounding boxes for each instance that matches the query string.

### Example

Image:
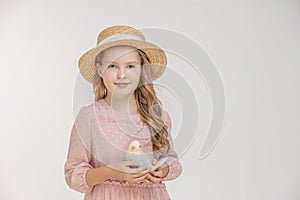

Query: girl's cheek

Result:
[105,73,117,81]
[128,69,141,77]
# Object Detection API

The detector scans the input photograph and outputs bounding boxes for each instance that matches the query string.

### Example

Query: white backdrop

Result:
[1,0,300,200]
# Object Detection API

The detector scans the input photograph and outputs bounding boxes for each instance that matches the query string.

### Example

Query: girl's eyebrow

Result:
[126,61,140,65]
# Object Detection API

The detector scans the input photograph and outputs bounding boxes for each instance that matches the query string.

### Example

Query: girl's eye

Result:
[108,64,117,68]
[128,65,136,69]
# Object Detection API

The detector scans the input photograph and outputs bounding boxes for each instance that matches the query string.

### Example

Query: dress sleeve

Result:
[64,106,94,193]
[161,111,183,181]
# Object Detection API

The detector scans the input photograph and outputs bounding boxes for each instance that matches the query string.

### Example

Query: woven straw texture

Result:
[78,25,167,84]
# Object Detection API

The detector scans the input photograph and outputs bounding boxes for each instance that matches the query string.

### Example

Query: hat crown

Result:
[97,25,145,45]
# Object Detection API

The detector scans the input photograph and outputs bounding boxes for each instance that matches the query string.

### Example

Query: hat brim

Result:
[78,39,167,84]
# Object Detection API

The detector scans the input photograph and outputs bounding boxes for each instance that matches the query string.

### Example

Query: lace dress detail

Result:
[64,99,182,200]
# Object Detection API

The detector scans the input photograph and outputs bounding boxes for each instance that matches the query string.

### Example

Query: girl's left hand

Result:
[144,159,169,184]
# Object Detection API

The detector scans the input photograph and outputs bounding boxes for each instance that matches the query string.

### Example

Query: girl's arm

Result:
[86,161,150,187]
[147,111,182,184]
[85,165,113,187]
[160,111,183,181]
[64,121,94,193]
[65,126,113,189]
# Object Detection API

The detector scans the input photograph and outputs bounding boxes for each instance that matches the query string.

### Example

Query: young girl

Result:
[64,25,182,200]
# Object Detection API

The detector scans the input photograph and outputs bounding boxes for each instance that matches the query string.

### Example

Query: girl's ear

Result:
[96,63,102,77]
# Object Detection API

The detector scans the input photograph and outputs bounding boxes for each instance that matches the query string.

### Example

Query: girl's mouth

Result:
[115,83,130,88]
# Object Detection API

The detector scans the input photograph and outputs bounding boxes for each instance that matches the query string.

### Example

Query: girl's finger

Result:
[144,179,154,185]
[147,174,162,183]
[128,166,148,174]
[137,166,150,174]
[133,172,150,182]
[152,159,158,165]
[124,161,140,167]
[150,169,163,178]
[132,168,151,178]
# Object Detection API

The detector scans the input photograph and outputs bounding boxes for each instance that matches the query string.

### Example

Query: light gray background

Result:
[1,0,300,200]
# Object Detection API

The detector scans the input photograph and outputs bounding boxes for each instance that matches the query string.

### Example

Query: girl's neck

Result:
[104,94,138,114]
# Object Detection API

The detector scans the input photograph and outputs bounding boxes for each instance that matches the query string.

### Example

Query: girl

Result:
[64,25,182,200]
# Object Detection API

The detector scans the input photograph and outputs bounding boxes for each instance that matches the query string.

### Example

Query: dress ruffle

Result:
[90,180,170,200]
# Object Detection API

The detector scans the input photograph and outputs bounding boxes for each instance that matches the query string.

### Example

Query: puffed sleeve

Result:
[64,106,94,193]
[161,111,183,181]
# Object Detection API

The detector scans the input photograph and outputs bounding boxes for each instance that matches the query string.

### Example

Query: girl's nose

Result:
[117,67,126,79]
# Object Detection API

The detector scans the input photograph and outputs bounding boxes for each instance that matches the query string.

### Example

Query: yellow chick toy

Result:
[124,140,153,168]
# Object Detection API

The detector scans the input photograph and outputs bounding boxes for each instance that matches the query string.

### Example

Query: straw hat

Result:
[78,25,167,84]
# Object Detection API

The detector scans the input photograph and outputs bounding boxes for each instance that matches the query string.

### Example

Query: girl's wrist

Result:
[86,165,117,186]
[161,163,169,178]
[108,166,122,180]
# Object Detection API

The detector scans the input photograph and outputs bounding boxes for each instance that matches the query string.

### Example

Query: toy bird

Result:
[124,140,153,168]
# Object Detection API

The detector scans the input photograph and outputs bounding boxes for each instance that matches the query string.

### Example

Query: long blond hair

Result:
[93,46,170,156]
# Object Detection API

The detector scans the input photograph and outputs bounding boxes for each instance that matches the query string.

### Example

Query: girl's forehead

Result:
[102,46,140,63]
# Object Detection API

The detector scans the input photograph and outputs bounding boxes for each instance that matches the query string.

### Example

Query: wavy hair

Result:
[93,46,170,156]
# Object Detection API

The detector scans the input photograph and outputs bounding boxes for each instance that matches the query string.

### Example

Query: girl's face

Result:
[97,46,142,100]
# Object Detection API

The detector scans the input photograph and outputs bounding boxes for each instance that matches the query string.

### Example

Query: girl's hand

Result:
[109,161,151,183]
[145,159,169,184]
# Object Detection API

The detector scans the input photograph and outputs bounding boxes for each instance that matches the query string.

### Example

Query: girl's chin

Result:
[108,89,135,97]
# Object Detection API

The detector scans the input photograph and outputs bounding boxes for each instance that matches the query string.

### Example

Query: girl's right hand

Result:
[108,161,151,183]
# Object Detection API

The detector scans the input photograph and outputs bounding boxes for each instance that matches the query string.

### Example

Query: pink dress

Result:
[64,99,182,200]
